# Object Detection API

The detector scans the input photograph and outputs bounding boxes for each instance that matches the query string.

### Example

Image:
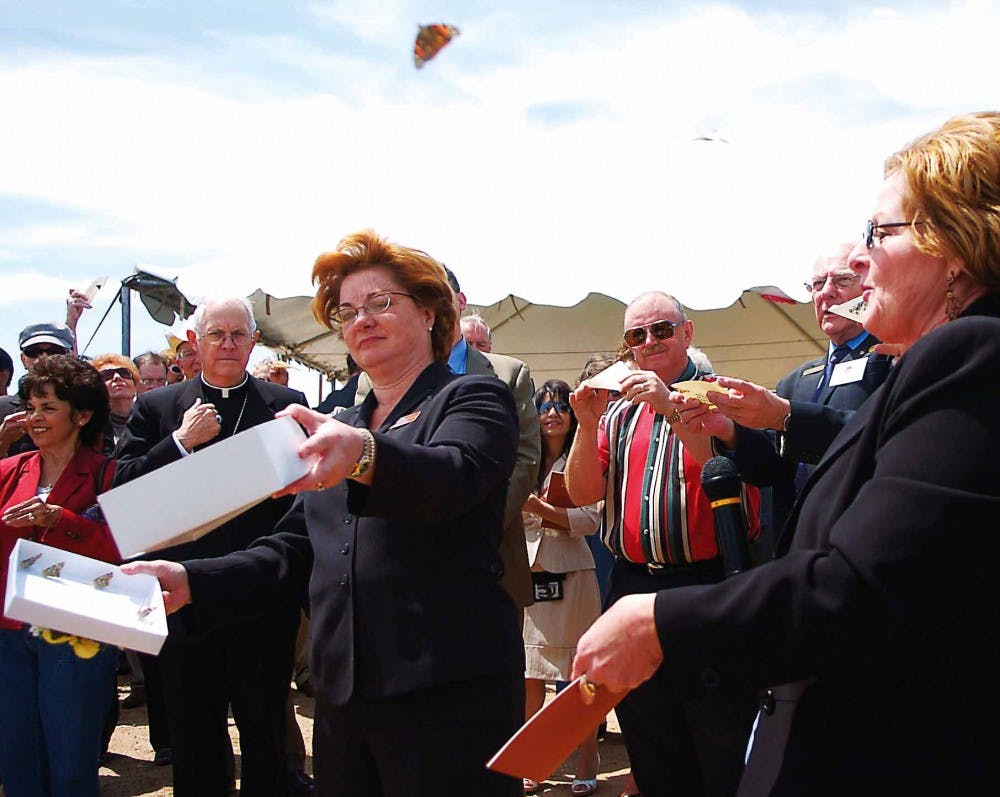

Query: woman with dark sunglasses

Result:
[521,379,603,796]
[90,354,140,447]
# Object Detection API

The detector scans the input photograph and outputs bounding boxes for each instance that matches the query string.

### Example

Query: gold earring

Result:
[945,271,958,321]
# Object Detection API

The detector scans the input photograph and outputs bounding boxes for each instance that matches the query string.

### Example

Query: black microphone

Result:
[701,456,752,577]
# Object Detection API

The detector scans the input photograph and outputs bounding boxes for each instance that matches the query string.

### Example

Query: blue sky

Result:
[2,0,997,398]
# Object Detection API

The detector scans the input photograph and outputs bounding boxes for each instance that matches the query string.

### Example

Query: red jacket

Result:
[1,447,120,631]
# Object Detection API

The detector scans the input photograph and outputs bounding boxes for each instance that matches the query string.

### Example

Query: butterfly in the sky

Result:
[414,23,460,69]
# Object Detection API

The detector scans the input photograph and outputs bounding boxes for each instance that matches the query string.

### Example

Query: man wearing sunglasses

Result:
[565,291,760,797]
[0,322,75,458]
[698,242,893,555]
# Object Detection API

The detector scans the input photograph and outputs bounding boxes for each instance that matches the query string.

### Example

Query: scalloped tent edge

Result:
[247,287,826,390]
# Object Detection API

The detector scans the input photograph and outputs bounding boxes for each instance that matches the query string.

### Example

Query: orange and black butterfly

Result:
[414,23,460,69]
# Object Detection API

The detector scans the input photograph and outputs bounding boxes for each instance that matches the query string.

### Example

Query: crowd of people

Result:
[1,110,1000,797]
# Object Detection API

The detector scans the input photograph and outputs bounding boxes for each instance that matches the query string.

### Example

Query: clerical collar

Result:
[200,373,249,399]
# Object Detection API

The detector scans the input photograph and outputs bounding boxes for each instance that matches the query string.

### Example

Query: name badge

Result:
[389,411,421,430]
[829,356,868,387]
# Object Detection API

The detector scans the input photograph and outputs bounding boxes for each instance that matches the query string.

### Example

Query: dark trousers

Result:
[158,605,298,797]
[610,560,757,797]
[138,651,172,752]
[313,673,524,797]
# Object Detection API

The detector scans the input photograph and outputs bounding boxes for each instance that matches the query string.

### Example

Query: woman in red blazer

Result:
[0,355,120,797]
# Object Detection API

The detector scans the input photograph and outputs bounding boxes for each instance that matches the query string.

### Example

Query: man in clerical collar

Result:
[114,296,310,797]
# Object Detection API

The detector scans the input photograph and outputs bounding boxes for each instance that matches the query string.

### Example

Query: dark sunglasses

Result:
[623,319,682,348]
[22,345,67,358]
[99,367,134,381]
[537,400,571,415]
[168,364,183,375]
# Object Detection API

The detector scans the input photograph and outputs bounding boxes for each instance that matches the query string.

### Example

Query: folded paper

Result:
[670,379,731,406]
[829,296,867,321]
[581,360,633,392]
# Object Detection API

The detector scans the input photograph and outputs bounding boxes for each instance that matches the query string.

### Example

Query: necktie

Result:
[812,345,851,402]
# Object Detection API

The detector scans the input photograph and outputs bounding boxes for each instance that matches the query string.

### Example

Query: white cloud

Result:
[1,0,998,322]
[0,272,78,306]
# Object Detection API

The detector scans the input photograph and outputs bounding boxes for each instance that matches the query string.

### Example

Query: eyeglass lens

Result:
[333,292,411,324]
[100,367,134,381]
[23,346,66,358]
[624,320,678,347]
[538,400,571,414]
[806,274,860,293]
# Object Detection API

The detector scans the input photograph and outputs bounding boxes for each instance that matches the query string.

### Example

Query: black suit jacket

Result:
[654,294,1000,795]
[184,363,525,706]
[113,375,308,563]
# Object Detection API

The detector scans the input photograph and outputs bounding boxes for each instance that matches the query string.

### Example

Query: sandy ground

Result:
[97,679,634,796]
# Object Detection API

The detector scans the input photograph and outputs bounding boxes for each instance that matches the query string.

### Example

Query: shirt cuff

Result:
[172,431,191,457]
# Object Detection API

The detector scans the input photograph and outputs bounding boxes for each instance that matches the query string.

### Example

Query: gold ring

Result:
[580,674,599,698]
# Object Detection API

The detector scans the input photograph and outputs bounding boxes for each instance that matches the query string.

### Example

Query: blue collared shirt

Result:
[448,337,468,375]
[829,329,869,358]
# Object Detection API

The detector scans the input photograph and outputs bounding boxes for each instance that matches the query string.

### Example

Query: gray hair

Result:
[627,291,688,322]
[687,346,713,373]
[190,297,258,336]
[460,313,492,341]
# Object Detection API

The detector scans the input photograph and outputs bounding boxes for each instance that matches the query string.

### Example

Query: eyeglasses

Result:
[175,348,196,360]
[623,319,682,348]
[331,291,415,326]
[200,330,253,346]
[99,367,135,382]
[22,345,67,359]
[168,364,183,375]
[805,273,862,294]
[865,219,919,249]
[537,400,571,415]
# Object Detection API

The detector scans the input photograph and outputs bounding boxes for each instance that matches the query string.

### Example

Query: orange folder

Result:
[487,677,625,782]
[539,472,574,533]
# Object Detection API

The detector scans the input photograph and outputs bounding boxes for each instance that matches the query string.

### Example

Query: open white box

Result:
[99,416,310,559]
[4,538,167,655]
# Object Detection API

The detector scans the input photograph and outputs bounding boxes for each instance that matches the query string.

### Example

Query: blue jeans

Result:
[0,626,117,797]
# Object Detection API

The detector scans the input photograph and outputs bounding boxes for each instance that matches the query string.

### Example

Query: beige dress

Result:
[522,454,603,681]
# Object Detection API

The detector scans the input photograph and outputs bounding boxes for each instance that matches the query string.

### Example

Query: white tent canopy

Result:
[249,287,826,391]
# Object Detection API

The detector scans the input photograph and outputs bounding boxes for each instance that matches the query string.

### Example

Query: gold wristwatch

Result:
[350,429,376,478]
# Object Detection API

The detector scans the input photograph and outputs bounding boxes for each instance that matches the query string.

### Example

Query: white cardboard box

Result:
[4,538,167,655]
[99,416,310,559]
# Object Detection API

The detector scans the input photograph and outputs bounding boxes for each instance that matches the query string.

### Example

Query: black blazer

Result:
[726,334,892,549]
[654,295,1000,795]
[776,332,892,465]
[184,363,525,706]
[113,375,308,562]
